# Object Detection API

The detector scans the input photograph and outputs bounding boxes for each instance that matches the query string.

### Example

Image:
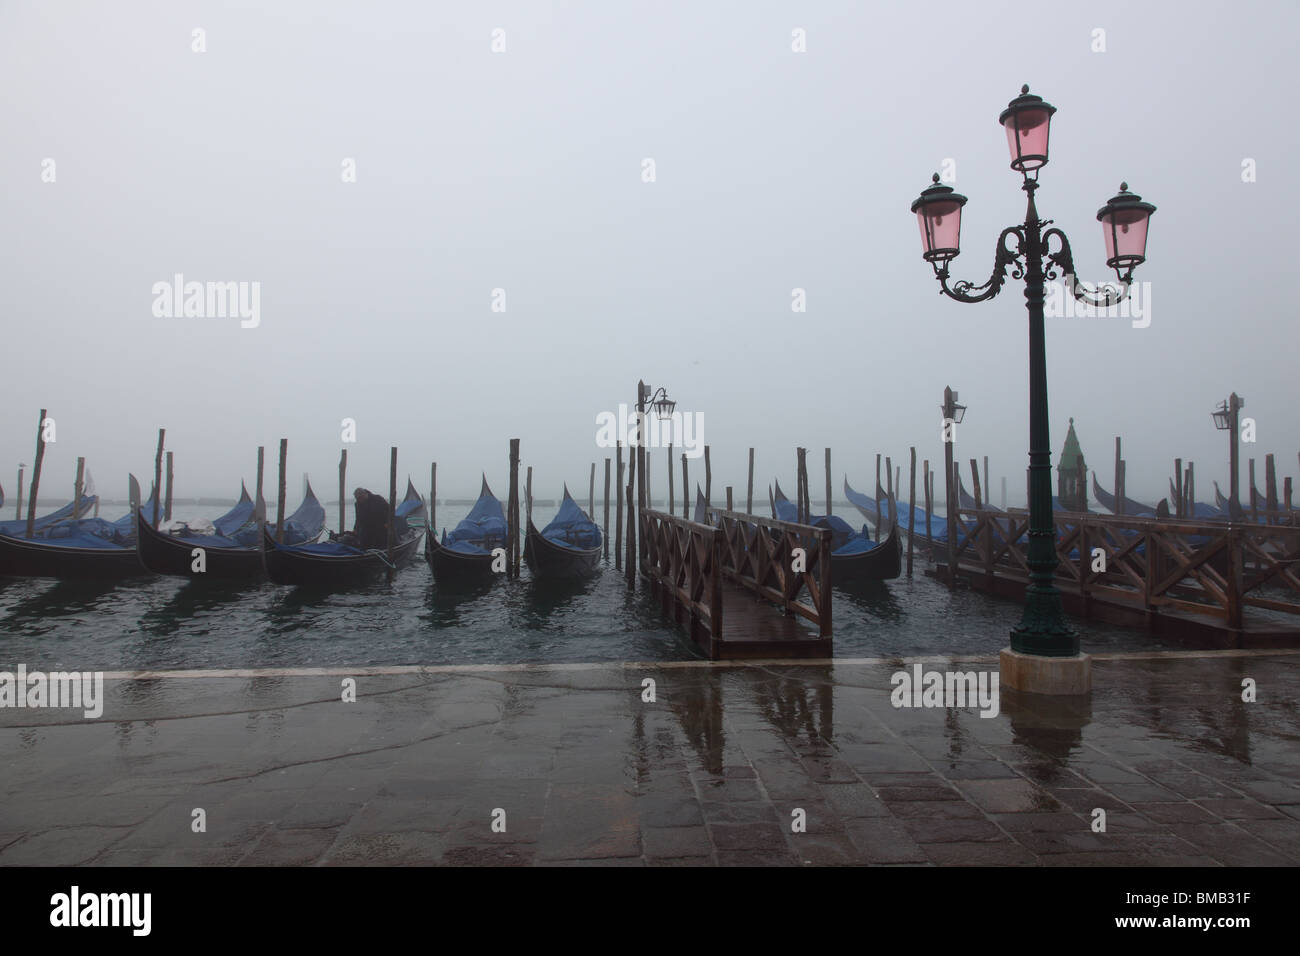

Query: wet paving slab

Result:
[1,651,1298,866]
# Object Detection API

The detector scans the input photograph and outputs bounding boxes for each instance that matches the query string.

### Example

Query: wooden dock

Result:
[930,507,1300,647]
[639,507,832,659]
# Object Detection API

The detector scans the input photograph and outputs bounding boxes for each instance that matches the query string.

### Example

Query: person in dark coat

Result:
[350,487,391,550]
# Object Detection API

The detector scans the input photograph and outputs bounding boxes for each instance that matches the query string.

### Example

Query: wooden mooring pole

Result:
[625,446,636,582]
[1249,458,1259,520]
[923,464,933,561]
[704,445,712,507]
[429,462,436,537]
[615,441,624,571]
[907,447,916,575]
[275,438,287,542]
[73,458,85,523]
[970,458,982,509]
[603,458,611,558]
[681,453,689,520]
[15,465,24,520]
[339,450,348,532]
[508,439,520,578]
[152,428,165,529]
[255,446,266,540]
[875,454,882,531]
[589,461,596,518]
[387,447,398,580]
[746,448,754,515]
[886,456,894,519]
[164,451,174,522]
[1114,437,1123,515]
[1174,457,1184,518]
[1265,454,1278,520]
[667,442,674,517]
[825,447,832,517]
[25,410,47,539]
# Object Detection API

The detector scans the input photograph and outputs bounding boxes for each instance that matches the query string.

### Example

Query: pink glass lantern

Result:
[1097,183,1156,281]
[910,174,968,264]
[999,85,1056,174]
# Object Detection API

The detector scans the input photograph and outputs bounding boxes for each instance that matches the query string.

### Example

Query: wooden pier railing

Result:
[641,509,723,650]
[640,508,832,656]
[940,508,1300,633]
[705,506,832,637]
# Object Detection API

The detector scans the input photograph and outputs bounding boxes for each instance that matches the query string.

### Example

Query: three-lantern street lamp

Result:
[1212,393,1245,519]
[911,85,1157,659]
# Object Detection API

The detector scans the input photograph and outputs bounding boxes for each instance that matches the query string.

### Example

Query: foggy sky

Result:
[2,0,1296,508]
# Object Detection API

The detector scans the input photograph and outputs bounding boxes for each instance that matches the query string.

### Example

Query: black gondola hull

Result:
[0,533,146,580]
[136,513,263,579]
[264,529,423,589]
[832,521,902,583]
[524,522,601,580]
[425,535,499,583]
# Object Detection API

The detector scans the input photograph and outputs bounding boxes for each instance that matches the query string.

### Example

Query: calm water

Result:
[0,503,1181,671]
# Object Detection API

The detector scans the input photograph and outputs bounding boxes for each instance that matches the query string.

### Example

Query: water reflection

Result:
[2,578,126,622]
[138,579,252,636]
[835,580,905,624]
[1000,688,1093,765]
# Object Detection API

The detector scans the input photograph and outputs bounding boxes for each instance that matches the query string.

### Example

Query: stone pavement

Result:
[1,651,1298,866]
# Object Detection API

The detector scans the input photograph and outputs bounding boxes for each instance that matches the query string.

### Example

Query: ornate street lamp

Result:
[631,381,677,577]
[1212,393,1245,519]
[941,387,966,584]
[910,85,1156,660]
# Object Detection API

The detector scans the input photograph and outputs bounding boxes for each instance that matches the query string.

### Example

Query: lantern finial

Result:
[1021,84,1029,94]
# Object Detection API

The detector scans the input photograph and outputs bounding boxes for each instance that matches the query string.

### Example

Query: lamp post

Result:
[1212,393,1245,519]
[633,380,676,576]
[941,386,966,584]
[910,85,1156,665]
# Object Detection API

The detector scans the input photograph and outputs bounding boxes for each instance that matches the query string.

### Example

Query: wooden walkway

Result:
[639,507,832,659]
[930,508,1300,648]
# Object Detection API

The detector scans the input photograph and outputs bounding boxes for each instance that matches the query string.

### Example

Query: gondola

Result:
[263,480,425,589]
[524,485,602,580]
[845,477,950,540]
[0,478,158,579]
[0,494,99,537]
[957,475,1003,512]
[1173,480,1226,520]
[136,481,325,579]
[426,476,508,583]
[1091,472,1156,516]
[773,480,901,581]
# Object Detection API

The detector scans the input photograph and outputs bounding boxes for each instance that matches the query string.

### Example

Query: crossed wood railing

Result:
[640,507,831,648]
[641,509,723,647]
[706,506,832,637]
[942,507,1300,629]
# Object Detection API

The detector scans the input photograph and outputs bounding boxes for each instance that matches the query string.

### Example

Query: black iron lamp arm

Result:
[935,226,1026,303]
[1042,227,1129,307]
